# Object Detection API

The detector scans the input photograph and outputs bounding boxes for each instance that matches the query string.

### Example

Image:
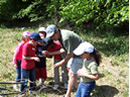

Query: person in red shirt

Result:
[20,32,43,94]
[47,41,68,90]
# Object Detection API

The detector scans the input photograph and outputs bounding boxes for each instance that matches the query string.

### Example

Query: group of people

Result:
[13,24,102,97]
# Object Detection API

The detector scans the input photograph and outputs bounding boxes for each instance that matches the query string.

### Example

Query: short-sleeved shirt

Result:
[47,41,62,60]
[21,42,37,70]
[59,29,83,54]
[80,59,98,82]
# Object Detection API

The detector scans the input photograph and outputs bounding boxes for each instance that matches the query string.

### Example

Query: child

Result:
[46,41,68,90]
[38,27,46,39]
[73,42,102,97]
[20,32,43,94]
[35,37,53,88]
[13,31,30,91]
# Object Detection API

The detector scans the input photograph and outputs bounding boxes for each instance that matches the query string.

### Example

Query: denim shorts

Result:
[67,57,83,75]
[76,81,95,97]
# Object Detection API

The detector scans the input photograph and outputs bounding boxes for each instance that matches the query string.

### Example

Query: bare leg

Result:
[65,70,76,97]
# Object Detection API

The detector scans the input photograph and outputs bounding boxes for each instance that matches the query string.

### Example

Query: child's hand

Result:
[34,57,40,62]
[42,51,48,57]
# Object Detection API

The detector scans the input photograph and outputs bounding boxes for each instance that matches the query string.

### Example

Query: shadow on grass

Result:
[91,85,119,97]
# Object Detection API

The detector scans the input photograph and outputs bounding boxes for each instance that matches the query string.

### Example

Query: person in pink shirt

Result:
[13,31,30,91]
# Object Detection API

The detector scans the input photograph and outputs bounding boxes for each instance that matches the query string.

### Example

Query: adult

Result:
[46,24,83,97]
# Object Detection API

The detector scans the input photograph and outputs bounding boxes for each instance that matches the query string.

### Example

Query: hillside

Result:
[0,26,129,97]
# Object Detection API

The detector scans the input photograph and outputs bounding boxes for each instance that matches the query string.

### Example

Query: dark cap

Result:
[29,32,43,42]
[44,37,53,48]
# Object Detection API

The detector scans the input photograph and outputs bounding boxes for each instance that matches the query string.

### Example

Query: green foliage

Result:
[16,0,49,22]
[59,0,129,29]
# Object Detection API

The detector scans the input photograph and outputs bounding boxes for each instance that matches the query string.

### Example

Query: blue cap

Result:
[46,24,57,37]
[29,32,43,42]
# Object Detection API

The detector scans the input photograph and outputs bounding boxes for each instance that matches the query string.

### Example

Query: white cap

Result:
[38,27,46,32]
[73,42,95,56]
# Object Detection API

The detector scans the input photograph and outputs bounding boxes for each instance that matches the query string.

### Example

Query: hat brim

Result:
[73,49,84,56]
[38,39,44,43]
[46,31,54,38]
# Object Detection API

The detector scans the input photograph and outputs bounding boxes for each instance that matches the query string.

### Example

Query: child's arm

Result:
[23,55,40,62]
[77,69,99,80]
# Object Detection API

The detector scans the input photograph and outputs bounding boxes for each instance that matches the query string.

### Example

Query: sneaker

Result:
[64,83,68,89]
[53,84,59,90]
[13,84,19,91]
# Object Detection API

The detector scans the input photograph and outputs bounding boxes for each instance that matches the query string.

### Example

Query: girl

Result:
[13,31,30,91]
[73,42,102,97]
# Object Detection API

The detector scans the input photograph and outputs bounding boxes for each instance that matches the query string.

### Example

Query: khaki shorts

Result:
[67,57,83,75]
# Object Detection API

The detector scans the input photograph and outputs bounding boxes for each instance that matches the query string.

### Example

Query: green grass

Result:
[0,26,129,97]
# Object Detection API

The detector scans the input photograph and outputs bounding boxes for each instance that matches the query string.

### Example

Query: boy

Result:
[20,32,43,94]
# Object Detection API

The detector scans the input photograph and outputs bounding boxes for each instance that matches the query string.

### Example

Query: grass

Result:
[0,25,129,97]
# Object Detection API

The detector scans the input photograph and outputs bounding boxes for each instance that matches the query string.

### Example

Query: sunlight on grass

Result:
[0,27,128,97]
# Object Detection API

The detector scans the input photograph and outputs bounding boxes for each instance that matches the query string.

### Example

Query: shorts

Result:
[67,57,83,75]
[35,67,47,80]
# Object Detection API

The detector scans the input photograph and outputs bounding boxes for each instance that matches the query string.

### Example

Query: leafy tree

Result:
[58,0,129,29]
[16,0,50,22]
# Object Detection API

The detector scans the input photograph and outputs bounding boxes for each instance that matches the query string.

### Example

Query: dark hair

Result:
[91,49,102,66]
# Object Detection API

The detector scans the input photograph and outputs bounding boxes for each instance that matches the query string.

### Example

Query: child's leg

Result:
[15,60,21,82]
[54,59,60,85]
[39,68,47,86]
[29,68,36,91]
[61,62,68,88]
[54,67,60,84]
[14,60,21,91]
[20,68,29,92]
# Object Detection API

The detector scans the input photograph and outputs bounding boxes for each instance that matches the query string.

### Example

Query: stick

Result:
[0,81,24,84]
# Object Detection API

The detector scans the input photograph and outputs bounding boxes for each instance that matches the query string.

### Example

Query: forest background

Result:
[0,0,129,97]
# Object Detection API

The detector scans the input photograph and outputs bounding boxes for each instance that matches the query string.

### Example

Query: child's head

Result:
[29,32,44,46]
[22,31,31,42]
[43,37,53,48]
[73,42,102,66]
[38,27,46,39]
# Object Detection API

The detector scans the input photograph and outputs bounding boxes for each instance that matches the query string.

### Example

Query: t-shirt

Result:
[13,41,25,64]
[59,29,83,54]
[21,42,37,70]
[80,59,98,82]
[47,41,62,60]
